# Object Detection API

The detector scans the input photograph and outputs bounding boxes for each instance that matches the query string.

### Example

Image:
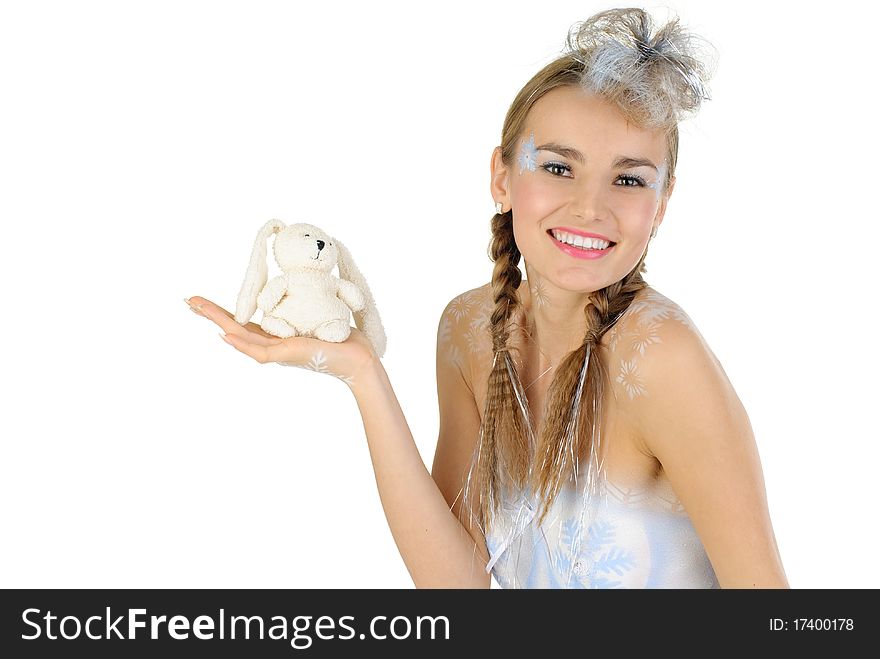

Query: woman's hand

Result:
[185,296,378,388]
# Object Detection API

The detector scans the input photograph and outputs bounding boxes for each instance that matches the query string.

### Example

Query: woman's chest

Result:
[468,344,662,492]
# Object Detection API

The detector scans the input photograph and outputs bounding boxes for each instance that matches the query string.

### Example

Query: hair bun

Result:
[564,8,718,127]
[635,39,662,61]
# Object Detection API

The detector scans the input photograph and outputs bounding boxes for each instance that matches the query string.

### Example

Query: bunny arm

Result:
[256,275,288,313]
[336,278,365,313]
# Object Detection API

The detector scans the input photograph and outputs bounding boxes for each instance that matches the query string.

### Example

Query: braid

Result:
[477,210,532,529]
[487,211,522,350]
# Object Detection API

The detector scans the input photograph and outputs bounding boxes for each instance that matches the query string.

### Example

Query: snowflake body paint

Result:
[645,160,668,195]
[518,130,539,174]
[530,277,551,309]
[616,358,646,399]
[280,350,354,387]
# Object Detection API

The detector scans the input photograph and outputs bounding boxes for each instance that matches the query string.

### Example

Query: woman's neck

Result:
[518,264,593,369]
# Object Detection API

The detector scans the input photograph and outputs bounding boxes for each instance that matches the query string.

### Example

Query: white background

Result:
[1,0,877,589]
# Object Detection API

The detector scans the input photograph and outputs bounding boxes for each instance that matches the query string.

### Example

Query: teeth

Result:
[551,230,611,250]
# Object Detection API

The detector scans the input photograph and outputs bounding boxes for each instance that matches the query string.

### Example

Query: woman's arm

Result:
[626,315,789,588]
[347,296,490,588]
[430,293,492,574]
[350,354,490,588]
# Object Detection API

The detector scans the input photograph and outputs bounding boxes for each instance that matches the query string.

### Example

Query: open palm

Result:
[185,296,378,386]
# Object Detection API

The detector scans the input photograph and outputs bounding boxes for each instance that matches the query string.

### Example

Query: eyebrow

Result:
[535,142,659,172]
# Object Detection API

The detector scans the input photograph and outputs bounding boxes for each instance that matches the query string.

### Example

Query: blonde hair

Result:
[475,7,717,530]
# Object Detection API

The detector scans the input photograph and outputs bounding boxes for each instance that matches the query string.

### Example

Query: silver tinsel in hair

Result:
[565,8,718,128]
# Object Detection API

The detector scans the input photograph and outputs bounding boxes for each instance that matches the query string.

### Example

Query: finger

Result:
[187,296,280,346]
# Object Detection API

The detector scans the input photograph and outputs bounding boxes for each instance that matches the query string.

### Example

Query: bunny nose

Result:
[316,240,325,251]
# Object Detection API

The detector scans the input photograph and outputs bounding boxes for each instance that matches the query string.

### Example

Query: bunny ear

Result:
[234,219,286,324]
[335,238,387,358]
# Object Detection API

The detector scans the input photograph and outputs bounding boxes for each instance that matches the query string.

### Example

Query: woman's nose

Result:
[570,180,605,218]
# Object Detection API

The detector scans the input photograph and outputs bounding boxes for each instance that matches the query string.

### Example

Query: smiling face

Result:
[491,85,675,294]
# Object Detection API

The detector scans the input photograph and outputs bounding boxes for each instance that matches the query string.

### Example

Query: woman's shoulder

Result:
[439,282,493,332]
[440,283,704,346]
[443,282,492,311]
[437,282,720,396]
[437,283,493,374]
[607,285,722,403]
[438,282,706,352]
[617,285,698,332]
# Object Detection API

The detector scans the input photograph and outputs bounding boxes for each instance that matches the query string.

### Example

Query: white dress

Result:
[484,475,720,589]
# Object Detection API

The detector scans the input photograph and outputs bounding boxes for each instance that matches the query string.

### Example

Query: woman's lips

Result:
[548,231,615,260]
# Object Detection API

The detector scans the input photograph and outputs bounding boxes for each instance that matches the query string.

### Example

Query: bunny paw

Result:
[314,319,351,343]
[261,315,298,339]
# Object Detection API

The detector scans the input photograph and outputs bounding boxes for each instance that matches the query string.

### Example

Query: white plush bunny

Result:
[234,219,386,358]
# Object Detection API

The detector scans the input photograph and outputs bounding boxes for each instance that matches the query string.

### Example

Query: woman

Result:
[186,8,788,588]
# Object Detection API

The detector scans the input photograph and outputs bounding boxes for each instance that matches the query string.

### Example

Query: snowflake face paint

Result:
[644,160,668,198]
[518,130,539,174]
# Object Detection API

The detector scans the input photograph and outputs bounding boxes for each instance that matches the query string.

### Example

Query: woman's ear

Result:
[490,146,511,212]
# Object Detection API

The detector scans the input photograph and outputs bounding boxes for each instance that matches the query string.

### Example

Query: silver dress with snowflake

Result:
[484,475,719,589]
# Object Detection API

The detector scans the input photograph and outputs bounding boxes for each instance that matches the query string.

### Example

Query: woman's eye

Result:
[541,163,647,187]
[541,162,572,177]
[616,175,646,187]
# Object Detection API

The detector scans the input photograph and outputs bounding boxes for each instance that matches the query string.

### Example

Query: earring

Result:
[495,201,503,214]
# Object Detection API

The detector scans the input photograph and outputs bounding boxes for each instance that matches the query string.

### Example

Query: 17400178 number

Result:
[769,618,854,631]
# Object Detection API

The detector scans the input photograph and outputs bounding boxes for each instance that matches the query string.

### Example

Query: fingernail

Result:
[219,332,232,344]
[189,305,204,316]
